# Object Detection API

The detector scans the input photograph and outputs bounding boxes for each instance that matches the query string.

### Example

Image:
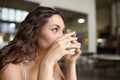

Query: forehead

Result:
[46,14,65,28]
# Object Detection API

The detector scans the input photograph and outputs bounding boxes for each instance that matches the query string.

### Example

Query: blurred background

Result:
[0,0,120,80]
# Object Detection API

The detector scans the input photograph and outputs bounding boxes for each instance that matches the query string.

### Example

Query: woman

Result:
[0,6,81,80]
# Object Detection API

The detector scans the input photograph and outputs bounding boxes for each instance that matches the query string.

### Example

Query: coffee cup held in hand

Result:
[66,41,76,54]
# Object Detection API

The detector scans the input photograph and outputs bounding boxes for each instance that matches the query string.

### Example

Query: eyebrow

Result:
[52,24,60,28]
[52,24,65,30]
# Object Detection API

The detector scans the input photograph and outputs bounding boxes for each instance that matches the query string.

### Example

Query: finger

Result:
[58,31,76,41]
[55,37,78,46]
[71,32,76,37]
[64,43,80,50]
[64,42,81,54]
[65,50,75,55]
[75,48,81,57]
[70,48,80,56]
[71,40,80,45]
[63,37,78,44]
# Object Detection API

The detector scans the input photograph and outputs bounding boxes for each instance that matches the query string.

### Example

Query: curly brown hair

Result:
[0,6,62,70]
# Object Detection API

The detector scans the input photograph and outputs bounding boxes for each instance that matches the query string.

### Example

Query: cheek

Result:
[47,34,62,46]
[38,35,57,50]
[47,35,58,46]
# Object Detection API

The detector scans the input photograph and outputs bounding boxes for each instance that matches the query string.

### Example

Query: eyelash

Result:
[63,30,66,34]
[52,28,58,33]
[52,27,65,34]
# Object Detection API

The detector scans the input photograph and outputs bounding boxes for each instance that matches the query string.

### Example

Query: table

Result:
[93,54,120,61]
[93,54,120,68]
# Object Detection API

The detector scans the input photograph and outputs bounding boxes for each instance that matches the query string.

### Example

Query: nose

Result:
[58,31,63,38]
[60,31,64,36]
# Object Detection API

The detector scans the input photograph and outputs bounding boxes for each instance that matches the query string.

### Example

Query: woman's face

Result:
[38,14,65,50]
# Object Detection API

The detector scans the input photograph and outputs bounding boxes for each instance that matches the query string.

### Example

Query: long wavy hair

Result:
[0,6,62,70]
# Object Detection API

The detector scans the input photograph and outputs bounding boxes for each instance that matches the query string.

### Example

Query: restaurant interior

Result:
[0,0,120,80]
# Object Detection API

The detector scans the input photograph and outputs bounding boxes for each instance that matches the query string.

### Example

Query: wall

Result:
[25,0,96,53]
[97,7,111,30]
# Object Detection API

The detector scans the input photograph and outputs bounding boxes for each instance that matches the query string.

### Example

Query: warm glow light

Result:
[97,39,103,43]
[66,29,71,33]
[10,34,14,41]
[0,35,3,43]
[78,18,85,23]
[10,36,14,41]
[10,23,15,28]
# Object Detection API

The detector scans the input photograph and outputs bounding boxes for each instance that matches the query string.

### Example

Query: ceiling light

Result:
[77,18,85,23]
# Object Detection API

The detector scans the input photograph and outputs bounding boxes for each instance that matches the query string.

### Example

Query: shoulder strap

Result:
[20,64,27,80]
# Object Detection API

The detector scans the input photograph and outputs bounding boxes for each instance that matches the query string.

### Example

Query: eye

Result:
[63,30,66,34]
[52,28,58,33]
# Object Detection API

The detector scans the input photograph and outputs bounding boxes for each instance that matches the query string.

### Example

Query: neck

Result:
[33,49,47,66]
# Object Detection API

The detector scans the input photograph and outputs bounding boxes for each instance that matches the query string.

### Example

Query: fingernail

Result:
[75,37,78,40]
[78,45,81,48]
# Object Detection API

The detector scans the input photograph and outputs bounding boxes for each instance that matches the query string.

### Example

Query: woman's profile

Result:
[0,6,81,80]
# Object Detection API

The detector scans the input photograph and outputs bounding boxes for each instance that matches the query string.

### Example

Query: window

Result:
[8,8,15,21]
[0,7,29,46]
[0,22,16,33]
[0,7,29,22]
[1,7,9,21]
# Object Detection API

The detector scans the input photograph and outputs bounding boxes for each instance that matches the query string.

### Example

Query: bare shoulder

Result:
[0,63,22,80]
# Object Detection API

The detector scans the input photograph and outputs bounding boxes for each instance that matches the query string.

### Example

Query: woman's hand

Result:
[42,32,80,65]
[64,40,81,64]
[64,31,81,63]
